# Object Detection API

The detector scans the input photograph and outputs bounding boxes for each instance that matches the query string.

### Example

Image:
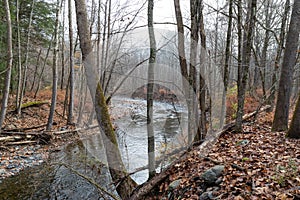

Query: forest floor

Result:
[145,111,300,199]
[0,90,78,180]
[0,90,299,199]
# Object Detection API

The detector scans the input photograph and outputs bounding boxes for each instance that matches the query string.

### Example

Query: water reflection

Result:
[0,97,187,198]
[0,141,115,200]
[111,97,188,184]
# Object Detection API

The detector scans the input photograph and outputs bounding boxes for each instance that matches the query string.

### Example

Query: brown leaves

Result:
[146,119,300,199]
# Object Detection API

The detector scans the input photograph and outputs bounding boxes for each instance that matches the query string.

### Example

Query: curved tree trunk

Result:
[74,0,137,198]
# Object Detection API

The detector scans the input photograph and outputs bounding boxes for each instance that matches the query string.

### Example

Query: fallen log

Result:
[0,131,52,145]
[129,105,271,199]
[13,101,49,113]
[3,123,47,132]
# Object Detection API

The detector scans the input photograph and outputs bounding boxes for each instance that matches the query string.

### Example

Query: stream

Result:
[0,97,188,199]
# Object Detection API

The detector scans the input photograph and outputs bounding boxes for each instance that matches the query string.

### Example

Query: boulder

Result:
[201,165,224,185]
[168,179,181,191]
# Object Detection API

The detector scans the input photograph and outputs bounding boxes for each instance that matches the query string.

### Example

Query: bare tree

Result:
[30,48,42,92]
[270,0,290,109]
[147,0,156,180]
[272,0,300,131]
[60,0,66,90]
[259,0,271,98]
[67,0,74,124]
[46,0,61,130]
[74,0,137,197]
[0,0,13,130]
[173,0,188,83]
[16,0,22,111]
[198,0,207,140]
[34,38,53,98]
[17,0,35,115]
[235,0,257,132]
[220,0,233,129]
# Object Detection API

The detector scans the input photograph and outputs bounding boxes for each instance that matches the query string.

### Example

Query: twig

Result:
[6,140,37,145]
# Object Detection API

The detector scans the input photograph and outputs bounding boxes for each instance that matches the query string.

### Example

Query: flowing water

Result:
[0,97,188,199]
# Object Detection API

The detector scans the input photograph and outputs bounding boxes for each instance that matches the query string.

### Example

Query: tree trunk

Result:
[235,0,257,132]
[18,0,35,115]
[100,0,108,86]
[34,38,53,98]
[97,0,101,77]
[260,0,271,99]
[102,0,112,95]
[16,0,22,112]
[74,0,137,198]
[0,0,13,131]
[147,0,156,180]
[30,48,42,92]
[287,93,300,138]
[220,0,233,129]
[76,70,86,125]
[60,6,65,91]
[198,1,207,140]
[46,0,61,130]
[174,0,193,144]
[272,0,300,131]
[17,0,35,115]
[188,0,201,144]
[270,0,290,109]
[67,0,74,125]
[173,0,188,81]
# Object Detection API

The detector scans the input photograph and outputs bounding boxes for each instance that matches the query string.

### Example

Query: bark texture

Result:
[46,0,60,130]
[0,0,13,131]
[235,0,257,132]
[272,0,300,131]
[147,0,156,179]
[287,94,300,138]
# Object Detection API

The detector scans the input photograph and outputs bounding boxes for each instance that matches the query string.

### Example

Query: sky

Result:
[152,0,226,30]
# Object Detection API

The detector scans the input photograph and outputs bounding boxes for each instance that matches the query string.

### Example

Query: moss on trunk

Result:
[95,82,137,198]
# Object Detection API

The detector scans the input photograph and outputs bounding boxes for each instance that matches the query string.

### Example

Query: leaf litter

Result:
[146,112,300,199]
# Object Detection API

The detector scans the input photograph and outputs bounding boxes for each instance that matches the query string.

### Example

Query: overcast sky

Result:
[152,0,226,29]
